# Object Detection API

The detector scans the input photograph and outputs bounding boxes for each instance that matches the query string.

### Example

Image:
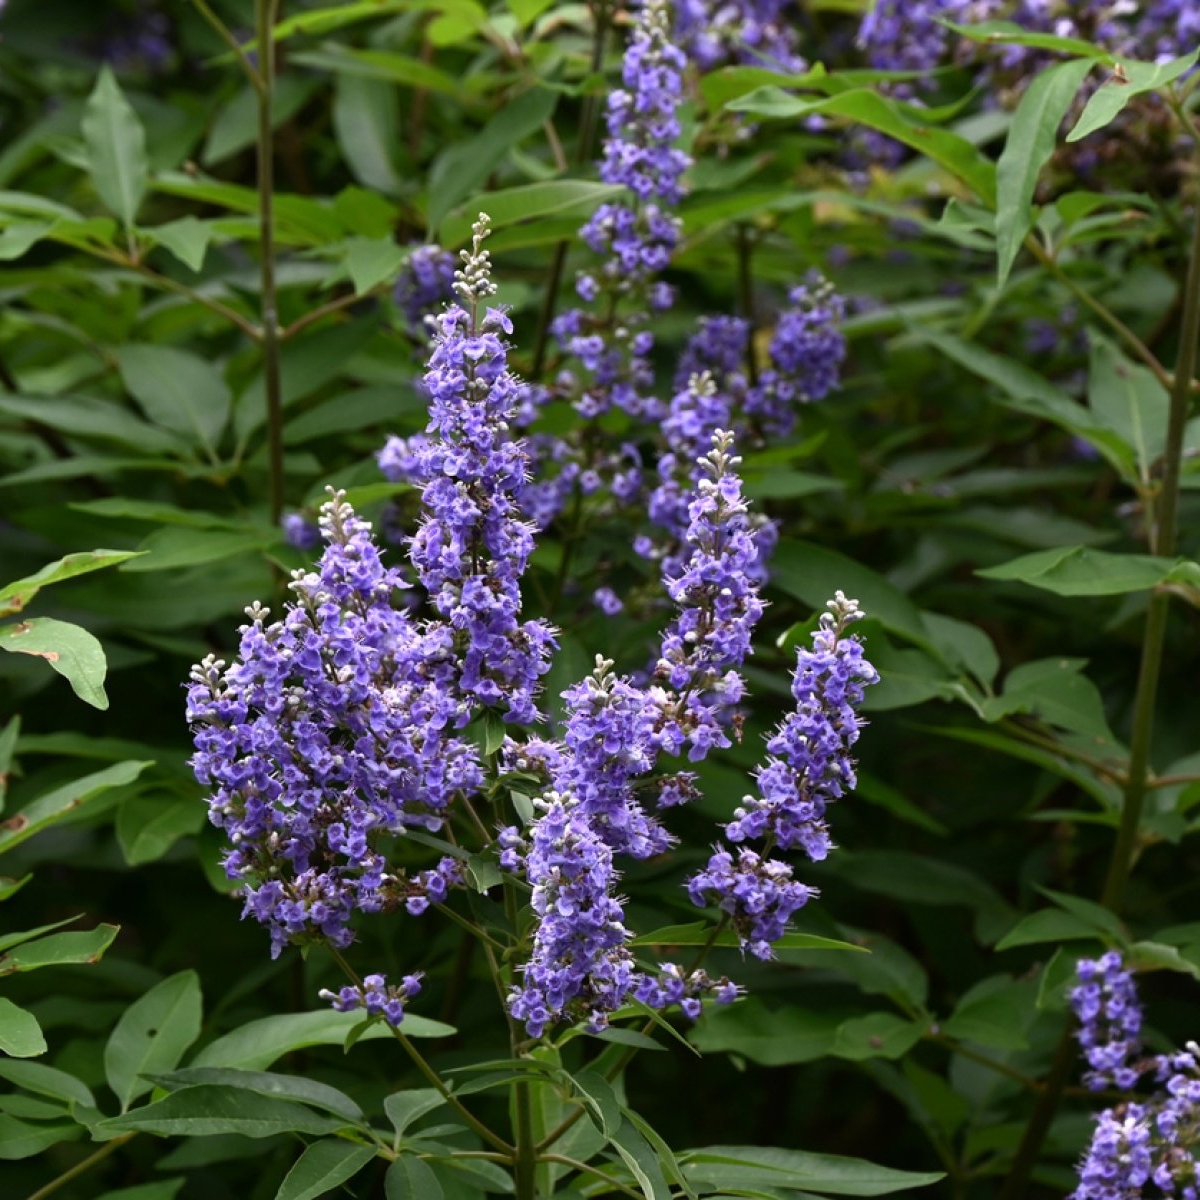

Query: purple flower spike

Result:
[407,215,558,724]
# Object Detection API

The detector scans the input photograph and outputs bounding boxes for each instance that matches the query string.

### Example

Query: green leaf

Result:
[1069,50,1200,142]
[0,618,110,709]
[569,1068,621,1137]
[832,1013,926,1061]
[0,999,46,1058]
[151,1068,363,1124]
[1037,888,1126,939]
[193,1009,455,1071]
[115,344,232,454]
[104,971,203,1111]
[941,976,1037,1050]
[995,909,1103,951]
[0,925,118,976]
[631,923,863,953]
[427,86,558,229]
[1125,940,1200,982]
[690,998,841,1066]
[384,1088,445,1140]
[81,67,148,226]
[983,657,1117,743]
[0,1113,82,1159]
[439,181,623,248]
[95,1183,185,1200]
[116,794,205,865]
[0,760,151,855]
[0,1059,94,1107]
[772,539,930,650]
[123,527,270,574]
[726,88,996,204]
[683,1145,943,1195]
[344,237,406,295]
[276,1139,376,1200]
[0,916,80,955]
[1088,338,1169,484]
[995,58,1093,285]
[0,549,143,617]
[609,1117,673,1200]
[333,75,404,196]
[386,1154,444,1200]
[97,1085,346,1139]
[0,716,16,814]
[976,546,1181,596]
[146,217,213,272]
[946,19,1109,59]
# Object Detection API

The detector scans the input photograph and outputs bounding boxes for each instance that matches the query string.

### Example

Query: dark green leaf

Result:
[976,546,1181,596]
[0,549,142,616]
[941,976,1038,1050]
[116,794,205,865]
[384,1088,445,1139]
[146,217,213,272]
[439,181,623,248]
[115,344,232,454]
[680,1144,943,1196]
[0,924,118,976]
[97,1085,346,1139]
[193,1009,454,1071]
[344,237,406,295]
[276,1139,376,1200]
[385,1154,444,1199]
[995,909,1102,951]
[153,1068,363,1124]
[0,760,151,855]
[0,1113,82,1159]
[995,58,1093,284]
[104,971,204,1111]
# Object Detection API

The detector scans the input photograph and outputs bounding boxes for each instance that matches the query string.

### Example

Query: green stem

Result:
[25,1133,136,1200]
[190,0,264,92]
[501,879,537,1200]
[1024,234,1173,394]
[542,1153,645,1199]
[735,225,758,387]
[1001,131,1200,1200]
[328,947,513,1155]
[256,0,286,525]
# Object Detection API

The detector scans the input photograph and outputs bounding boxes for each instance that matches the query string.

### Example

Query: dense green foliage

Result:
[1,1,1199,1198]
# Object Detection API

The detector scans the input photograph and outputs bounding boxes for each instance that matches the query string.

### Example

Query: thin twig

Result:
[543,1153,645,1199]
[190,0,264,93]
[25,1134,136,1200]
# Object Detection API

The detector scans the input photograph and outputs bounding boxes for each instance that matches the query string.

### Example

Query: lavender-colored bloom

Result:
[395,245,457,333]
[507,790,637,1036]
[654,429,765,760]
[750,273,847,434]
[553,0,691,422]
[187,491,483,958]
[281,511,320,551]
[407,216,557,723]
[593,586,624,616]
[725,592,878,856]
[98,9,173,73]
[1071,951,1146,1092]
[688,845,815,960]
[688,592,876,957]
[320,972,423,1029]
[676,0,806,71]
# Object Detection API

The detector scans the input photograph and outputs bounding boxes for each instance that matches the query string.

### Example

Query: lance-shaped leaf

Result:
[81,67,148,227]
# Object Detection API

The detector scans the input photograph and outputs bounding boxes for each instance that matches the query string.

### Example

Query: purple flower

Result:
[395,245,457,333]
[407,216,558,724]
[1071,951,1146,1093]
[281,511,321,551]
[187,490,483,959]
[725,592,878,857]
[320,972,424,1028]
[675,0,806,71]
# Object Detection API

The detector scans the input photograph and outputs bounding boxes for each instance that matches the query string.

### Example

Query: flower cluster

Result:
[395,244,457,334]
[407,216,557,724]
[689,593,878,957]
[191,208,875,1043]
[552,0,690,422]
[675,0,806,72]
[1070,955,1200,1199]
[1071,951,1146,1092]
[186,493,483,958]
[320,972,424,1029]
